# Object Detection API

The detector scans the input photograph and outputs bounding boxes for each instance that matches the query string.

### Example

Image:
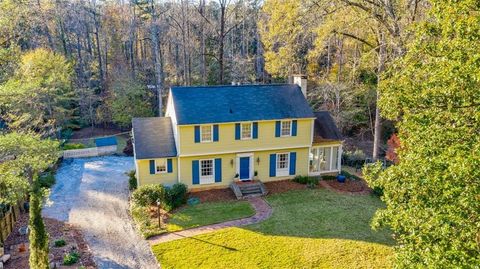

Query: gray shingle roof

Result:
[132,117,177,159]
[313,111,342,141]
[171,84,315,125]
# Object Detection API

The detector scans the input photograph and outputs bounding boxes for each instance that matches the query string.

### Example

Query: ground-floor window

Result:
[200,159,214,184]
[276,153,290,176]
[155,159,166,173]
[309,146,340,174]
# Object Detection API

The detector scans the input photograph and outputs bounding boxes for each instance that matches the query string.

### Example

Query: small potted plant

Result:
[337,174,346,183]
[234,173,240,181]
[253,171,258,180]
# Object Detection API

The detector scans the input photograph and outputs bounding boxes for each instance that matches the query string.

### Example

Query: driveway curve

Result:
[43,156,158,269]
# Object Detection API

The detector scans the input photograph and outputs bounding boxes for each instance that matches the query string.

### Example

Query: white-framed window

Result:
[241,122,252,140]
[309,145,341,173]
[276,153,289,176]
[155,159,167,174]
[281,120,291,137]
[200,159,215,184]
[200,125,213,142]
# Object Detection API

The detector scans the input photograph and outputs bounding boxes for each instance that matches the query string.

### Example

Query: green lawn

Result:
[152,189,395,269]
[166,201,255,232]
[132,200,254,238]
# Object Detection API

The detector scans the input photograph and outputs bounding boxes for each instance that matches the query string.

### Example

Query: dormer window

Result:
[241,122,252,140]
[200,125,213,142]
[281,120,292,137]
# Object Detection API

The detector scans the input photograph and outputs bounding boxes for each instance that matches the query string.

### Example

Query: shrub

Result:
[131,184,165,207]
[63,251,80,265]
[126,170,137,191]
[372,186,384,197]
[293,175,309,184]
[54,239,66,247]
[293,175,318,186]
[165,183,188,210]
[123,138,134,156]
[341,170,361,181]
[63,143,85,150]
[321,175,337,180]
[39,172,55,188]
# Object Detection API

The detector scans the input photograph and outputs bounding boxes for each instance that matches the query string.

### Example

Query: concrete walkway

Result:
[148,197,272,245]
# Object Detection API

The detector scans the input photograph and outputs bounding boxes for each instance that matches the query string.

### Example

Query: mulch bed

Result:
[3,212,95,269]
[189,188,237,203]
[264,180,309,194]
[321,179,371,194]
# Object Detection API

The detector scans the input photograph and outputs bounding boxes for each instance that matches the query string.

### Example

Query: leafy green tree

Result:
[0,48,74,136]
[364,1,480,267]
[0,132,59,269]
[109,76,154,128]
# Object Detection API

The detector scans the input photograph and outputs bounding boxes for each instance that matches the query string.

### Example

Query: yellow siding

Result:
[178,147,310,189]
[137,158,178,186]
[178,119,313,156]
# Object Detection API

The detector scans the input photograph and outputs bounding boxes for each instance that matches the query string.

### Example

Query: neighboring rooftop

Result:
[313,111,343,142]
[170,84,315,125]
[132,117,177,159]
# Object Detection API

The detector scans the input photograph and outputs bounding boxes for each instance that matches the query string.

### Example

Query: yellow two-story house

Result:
[132,77,342,191]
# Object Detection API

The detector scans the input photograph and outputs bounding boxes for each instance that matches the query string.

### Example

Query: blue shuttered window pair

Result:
[194,125,219,143]
[275,120,298,137]
[149,159,173,174]
[192,158,222,185]
[235,122,258,140]
[269,152,296,177]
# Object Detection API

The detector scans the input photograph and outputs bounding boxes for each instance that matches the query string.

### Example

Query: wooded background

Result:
[0,0,429,159]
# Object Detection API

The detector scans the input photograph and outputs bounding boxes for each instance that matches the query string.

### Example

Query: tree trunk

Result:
[150,0,164,116]
[373,31,386,161]
[218,2,226,84]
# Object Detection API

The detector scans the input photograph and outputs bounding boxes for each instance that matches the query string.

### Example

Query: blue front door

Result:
[239,157,250,180]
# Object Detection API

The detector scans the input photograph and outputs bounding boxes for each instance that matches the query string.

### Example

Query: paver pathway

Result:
[148,197,272,245]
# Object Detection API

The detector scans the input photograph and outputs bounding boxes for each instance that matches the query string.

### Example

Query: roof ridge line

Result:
[171,83,295,89]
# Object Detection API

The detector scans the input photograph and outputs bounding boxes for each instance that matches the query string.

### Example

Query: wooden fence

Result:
[0,203,22,244]
[63,145,117,159]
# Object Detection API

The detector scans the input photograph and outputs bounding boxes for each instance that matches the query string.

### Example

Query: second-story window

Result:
[281,120,291,137]
[201,125,213,142]
[241,122,252,140]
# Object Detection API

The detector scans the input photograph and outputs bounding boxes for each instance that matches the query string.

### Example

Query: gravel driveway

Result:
[43,156,159,269]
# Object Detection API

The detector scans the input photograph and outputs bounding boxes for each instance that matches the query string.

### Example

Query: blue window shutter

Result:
[213,125,219,141]
[194,126,200,143]
[269,154,276,177]
[235,123,240,140]
[253,122,258,139]
[289,152,296,175]
[215,158,222,182]
[167,159,173,173]
[292,120,297,136]
[192,160,199,184]
[149,160,155,174]
[275,121,281,137]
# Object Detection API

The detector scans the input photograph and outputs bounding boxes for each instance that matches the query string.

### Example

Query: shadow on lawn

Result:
[244,189,395,246]
[169,232,239,251]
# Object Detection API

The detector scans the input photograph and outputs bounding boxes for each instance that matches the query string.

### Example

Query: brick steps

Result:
[230,181,268,199]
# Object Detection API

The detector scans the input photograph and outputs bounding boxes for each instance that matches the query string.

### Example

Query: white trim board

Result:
[178,145,312,157]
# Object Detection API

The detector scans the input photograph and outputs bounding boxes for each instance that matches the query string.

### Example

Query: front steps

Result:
[230,180,268,199]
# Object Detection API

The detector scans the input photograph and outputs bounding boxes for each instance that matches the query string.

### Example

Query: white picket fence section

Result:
[63,145,117,159]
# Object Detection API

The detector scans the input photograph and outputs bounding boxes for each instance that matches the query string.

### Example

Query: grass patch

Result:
[166,201,254,232]
[153,189,395,268]
[132,200,255,238]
